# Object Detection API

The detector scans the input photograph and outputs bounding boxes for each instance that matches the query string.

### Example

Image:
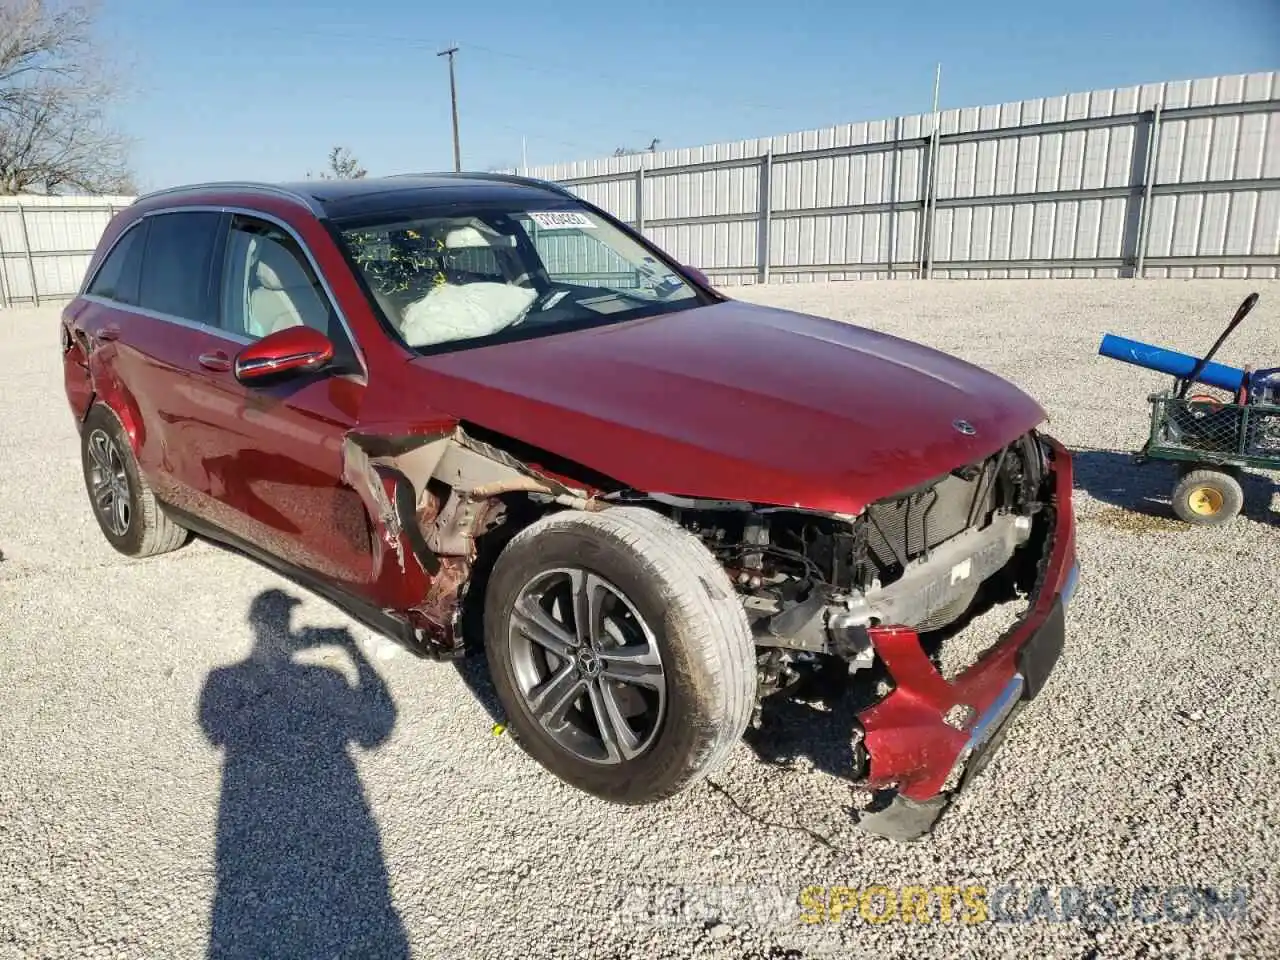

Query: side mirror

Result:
[683,265,711,288]
[234,325,335,384]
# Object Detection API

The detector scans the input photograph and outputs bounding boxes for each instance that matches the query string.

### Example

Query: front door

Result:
[183,213,376,586]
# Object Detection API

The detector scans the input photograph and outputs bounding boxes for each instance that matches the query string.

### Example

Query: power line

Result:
[141,24,854,169]
[218,28,662,164]
[459,41,805,118]
[202,24,811,122]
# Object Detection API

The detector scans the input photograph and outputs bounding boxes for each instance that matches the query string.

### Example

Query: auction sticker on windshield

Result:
[528,211,597,230]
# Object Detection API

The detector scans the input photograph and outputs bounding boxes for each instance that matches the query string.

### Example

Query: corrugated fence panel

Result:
[513,69,1279,285]
[0,208,28,253]
[0,196,131,306]
[644,164,760,223]
[5,73,1280,306]
[568,179,635,224]
[645,220,758,271]
[24,205,113,255]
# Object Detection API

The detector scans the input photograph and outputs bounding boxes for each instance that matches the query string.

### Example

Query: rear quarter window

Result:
[86,221,148,305]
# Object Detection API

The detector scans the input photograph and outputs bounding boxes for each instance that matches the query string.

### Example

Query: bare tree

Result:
[309,146,367,180]
[0,0,135,195]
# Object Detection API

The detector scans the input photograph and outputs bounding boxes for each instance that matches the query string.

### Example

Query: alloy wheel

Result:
[87,428,132,537]
[507,567,666,765]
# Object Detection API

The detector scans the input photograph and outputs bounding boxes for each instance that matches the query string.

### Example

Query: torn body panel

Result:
[612,429,1052,663]
[613,429,1074,837]
[340,424,601,656]
[339,418,1074,833]
[851,436,1077,828]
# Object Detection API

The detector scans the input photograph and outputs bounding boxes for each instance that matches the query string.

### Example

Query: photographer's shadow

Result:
[199,589,409,959]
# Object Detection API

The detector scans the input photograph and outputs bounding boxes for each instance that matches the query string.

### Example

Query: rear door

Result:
[128,210,231,510]
[76,209,228,513]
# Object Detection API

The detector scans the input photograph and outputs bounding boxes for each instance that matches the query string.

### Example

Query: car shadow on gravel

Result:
[1070,446,1279,527]
[740,675,874,785]
[453,653,506,724]
[198,589,410,960]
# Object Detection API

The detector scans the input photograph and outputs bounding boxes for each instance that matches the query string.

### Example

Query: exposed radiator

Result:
[859,446,1015,586]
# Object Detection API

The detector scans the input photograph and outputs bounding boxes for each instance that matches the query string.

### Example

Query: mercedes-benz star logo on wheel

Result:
[953,419,977,436]
[576,646,603,679]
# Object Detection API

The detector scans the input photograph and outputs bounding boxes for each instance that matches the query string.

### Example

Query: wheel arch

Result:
[84,355,146,457]
[339,421,626,656]
[475,503,758,803]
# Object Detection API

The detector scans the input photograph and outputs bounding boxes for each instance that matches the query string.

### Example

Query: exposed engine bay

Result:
[608,430,1055,701]
[344,420,1056,710]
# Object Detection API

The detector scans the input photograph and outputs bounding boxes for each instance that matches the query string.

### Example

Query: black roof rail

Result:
[388,170,579,199]
[133,181,324,215]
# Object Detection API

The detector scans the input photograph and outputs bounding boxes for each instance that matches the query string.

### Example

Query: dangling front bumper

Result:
[851,436,1079,841]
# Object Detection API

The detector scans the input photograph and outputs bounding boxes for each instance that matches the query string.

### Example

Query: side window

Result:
[86,221,147,304]
[220,217,336,340]
[137,211,221,324]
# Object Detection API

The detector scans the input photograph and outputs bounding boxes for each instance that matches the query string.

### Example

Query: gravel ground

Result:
[2,278,1279,960]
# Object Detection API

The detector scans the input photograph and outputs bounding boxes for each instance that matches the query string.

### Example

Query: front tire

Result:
[81,404,190,557]
[482,506,756,804]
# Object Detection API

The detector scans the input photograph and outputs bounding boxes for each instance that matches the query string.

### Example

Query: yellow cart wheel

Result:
[1171,468,1244,526]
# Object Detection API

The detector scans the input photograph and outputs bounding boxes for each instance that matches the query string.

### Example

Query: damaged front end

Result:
[341,423,605,657]
[340,416,1077,841]
[615,428,1079,840]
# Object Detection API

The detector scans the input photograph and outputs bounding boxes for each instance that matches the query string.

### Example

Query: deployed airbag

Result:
[400,282,537,348]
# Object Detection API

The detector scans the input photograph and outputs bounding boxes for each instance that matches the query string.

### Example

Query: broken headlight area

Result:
[630,430,1056,689]
[619,429,1067,800]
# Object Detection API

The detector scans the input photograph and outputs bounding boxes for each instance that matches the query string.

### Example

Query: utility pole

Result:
[438,46,461,172]
[922,62,942,279]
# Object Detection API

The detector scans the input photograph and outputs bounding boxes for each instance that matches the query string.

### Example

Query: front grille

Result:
[858,443,1021,587]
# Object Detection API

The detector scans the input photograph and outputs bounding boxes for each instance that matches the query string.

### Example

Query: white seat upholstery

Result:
[246,239,329,337]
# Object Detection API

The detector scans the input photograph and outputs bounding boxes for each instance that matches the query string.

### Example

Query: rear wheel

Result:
[1170,468,1244,527]
[482,506,756,804]
[81,404,190,557]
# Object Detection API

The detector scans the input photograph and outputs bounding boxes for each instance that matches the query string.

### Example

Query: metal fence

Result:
[0,195,134,307]
[520,70,1280,284]
[2,70,1278,307]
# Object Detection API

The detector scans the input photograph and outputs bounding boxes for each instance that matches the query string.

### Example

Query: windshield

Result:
[333,202,705,352]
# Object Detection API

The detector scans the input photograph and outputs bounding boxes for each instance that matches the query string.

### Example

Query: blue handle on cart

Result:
[1098,334,1247,392]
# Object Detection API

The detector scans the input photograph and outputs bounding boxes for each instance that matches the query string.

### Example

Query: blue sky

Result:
[98,0,1279,192]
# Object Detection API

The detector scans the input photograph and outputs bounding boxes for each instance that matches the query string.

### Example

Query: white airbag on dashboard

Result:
[399,282,537,348]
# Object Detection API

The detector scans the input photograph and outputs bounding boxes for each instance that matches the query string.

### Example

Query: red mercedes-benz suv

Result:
[61,173,1078,839]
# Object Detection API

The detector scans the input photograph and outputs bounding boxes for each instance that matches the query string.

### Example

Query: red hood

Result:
[410,300,1047,515]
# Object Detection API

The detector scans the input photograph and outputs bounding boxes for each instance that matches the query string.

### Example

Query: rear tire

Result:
[1170,468,1244,527]
[81,404,190,557]
[482,505,756,805]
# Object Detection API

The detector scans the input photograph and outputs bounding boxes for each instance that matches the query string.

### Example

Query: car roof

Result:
[135,172,580,221]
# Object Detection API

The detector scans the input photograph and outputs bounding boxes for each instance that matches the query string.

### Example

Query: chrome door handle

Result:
[198,351,232,372]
